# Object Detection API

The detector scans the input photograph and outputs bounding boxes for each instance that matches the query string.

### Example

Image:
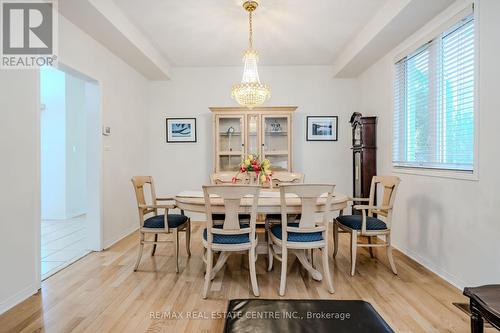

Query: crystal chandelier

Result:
[231,0,271,109]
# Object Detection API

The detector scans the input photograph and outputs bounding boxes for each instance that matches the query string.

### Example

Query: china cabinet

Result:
[210,107,296,172]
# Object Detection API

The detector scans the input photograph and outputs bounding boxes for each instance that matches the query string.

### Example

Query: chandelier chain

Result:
[249,11,253,49]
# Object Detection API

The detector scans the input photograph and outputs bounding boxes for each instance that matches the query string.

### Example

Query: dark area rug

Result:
[224,299,393,333]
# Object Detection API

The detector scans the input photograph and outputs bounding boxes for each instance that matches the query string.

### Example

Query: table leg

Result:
[210,251,230,280]
[296,250,322,281]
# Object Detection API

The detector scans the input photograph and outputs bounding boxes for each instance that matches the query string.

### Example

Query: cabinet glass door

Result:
[261,115,290,171]
[216,115,244,171]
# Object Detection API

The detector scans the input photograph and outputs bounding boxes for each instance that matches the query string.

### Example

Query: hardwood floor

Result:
[0,221,485,333]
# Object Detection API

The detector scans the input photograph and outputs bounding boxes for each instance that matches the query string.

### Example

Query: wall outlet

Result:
[102,126,111,136]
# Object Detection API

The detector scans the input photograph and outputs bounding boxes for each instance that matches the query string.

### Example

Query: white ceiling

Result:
[112,0,387,67]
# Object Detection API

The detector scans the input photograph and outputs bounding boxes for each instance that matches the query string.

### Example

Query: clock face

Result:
[354,125,361,145]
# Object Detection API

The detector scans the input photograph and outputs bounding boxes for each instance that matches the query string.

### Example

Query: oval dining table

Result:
[175,189,349,282]
[174,189,349,214]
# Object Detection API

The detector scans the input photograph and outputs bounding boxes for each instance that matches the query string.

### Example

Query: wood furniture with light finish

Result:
[268,184,336,296]
[201,185,261,299]
[175,190,348,215]
[210,106,297,173]
[350,114,377,214]
[269,171,304,188]
[464,285,500,333]
[131,176,191,273]
[210,172,249,184]
[1,222,475,333]
[264,171,305,250]
[333,175,400,276]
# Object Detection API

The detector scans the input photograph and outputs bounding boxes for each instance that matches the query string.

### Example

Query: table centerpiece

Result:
[232,154,272,185]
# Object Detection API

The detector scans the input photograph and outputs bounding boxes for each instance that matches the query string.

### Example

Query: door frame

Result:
[37,62,104,284]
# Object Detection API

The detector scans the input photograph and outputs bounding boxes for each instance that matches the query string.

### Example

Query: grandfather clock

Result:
[350,113,377,213]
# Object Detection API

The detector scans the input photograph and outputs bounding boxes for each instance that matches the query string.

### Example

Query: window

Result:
[393,14,475,171]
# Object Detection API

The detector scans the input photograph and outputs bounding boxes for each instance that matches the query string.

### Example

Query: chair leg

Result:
[173,228,179,273]
[386,234,397,275]
[185,220,191,257]
[471,308,484,333]
[249,247,260,297]
[151,234,158,256]
[350,231,357,276]
[368,236,374,258]
[279,247,288,296]
[267,236,274,272]
[202,248,213,299]
[134,232,145,271]
[310,249,314,269]
[333,222,339,258]
[322,247,334,294]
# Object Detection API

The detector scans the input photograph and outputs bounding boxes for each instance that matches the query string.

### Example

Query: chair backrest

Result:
[279,184,335,241]
[270,172,305,188]
[131,176,158,222]
[367,175,401,224]
[202,185,260,246]
[210,172,249,185]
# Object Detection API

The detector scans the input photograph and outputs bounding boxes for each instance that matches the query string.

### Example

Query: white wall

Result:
[0,14,149,314]
[65,73,87,218]
[57,15,149,248]
[357,0,500,288]
[40,68,67,219]
[0,70,40,315]
[146,66,358,212]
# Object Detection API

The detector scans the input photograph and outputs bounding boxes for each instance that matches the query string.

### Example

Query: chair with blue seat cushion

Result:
[212,213,251,223]
[202,185,261,299]
[270,223,322,242]
[333,175,400,276]
[203,224,257,244]
[143,214,189,229]
[267,184,335,296]
[131,176,191,274]
[335,215,387,231]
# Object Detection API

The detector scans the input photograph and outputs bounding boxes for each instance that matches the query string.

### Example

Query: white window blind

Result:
[393,14,475,171]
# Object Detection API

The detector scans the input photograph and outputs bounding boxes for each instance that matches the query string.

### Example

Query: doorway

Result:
[39,66,102,279]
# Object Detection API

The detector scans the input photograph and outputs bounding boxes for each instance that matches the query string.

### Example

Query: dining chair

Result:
[202,185,260,299]
[268,184,335,296]
[269,171,305,189]
[210,172,249,185]
[333,175,401,276]
[264,172,305,268]
[131,176,191,273]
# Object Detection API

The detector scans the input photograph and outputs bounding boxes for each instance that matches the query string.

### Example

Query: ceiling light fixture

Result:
[231,0,271,109]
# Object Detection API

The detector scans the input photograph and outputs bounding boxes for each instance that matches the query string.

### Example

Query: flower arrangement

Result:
[233,154,272,184]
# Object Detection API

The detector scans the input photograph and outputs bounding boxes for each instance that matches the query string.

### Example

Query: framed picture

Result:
[306,116,338,141]
[166,118,197,143]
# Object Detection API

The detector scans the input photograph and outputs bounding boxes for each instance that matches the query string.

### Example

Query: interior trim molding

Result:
[0,283,39,315]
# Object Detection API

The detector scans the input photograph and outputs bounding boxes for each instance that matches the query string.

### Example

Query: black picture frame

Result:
[166,118,197,143]
[306,116,338,141]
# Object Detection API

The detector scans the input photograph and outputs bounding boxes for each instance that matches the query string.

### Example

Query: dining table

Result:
[174,189,349,214]
[175,189,349,282]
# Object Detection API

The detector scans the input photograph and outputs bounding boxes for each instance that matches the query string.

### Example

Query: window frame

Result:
[391,4,479,181]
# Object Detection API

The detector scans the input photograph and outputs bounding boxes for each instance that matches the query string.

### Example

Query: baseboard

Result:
[0,282,39,315]
[103,224,138,249]
[392,242,468,291]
